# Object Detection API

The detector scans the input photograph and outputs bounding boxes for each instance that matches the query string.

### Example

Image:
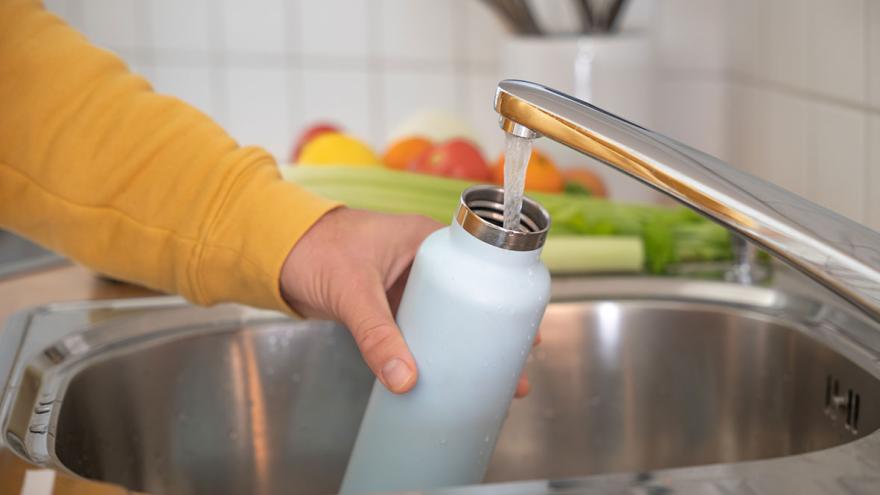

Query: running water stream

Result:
[502,133,533,231]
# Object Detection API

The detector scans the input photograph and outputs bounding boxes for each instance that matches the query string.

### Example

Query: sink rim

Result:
[3,276,880,495]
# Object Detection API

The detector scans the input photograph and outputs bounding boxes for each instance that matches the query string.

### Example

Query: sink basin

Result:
[3,277,880,495]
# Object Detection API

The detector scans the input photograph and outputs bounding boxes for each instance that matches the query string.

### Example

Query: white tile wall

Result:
[80,0,141,51]
[148,0,211,53]
[36,0,880,222]
[43,0,513,163]
[868,116,880,229]
[42,0,78,23]
[654,79,729,161]
[379,0,456,63]
[869,2,880,109]
[465,72,505,156]
[300,0,370,59]
[803,0,866,104]
[381,70,459,141]
[763,91,810,197]
[726,0,868,105]
[728,84,771,177]
[765,0,808,91]
[152,66,217,119]
[807,102,867,221]
[654,0,726,73]
[221,0,289,54]
[664,0,879,226]
[725,0,764,80]
[301,68,373,145]
[224,67,295,160]
[462,1,508,66]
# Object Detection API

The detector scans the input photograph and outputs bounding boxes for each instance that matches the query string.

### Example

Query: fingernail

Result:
[382,358,413,392]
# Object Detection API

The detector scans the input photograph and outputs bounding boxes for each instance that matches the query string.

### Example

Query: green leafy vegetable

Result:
[283,165,731,273]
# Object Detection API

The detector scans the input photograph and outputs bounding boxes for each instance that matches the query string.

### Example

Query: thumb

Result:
[338,272,418,394]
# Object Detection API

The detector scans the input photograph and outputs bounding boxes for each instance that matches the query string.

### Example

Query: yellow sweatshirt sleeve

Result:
[0,0,340,312]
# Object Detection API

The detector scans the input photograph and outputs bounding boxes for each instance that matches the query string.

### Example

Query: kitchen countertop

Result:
[0,263,158,495]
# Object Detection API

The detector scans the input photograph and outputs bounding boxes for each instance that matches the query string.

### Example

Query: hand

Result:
[280,207,537,397]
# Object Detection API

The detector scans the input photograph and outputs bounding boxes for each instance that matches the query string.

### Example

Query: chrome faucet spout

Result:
[495,79,880,321]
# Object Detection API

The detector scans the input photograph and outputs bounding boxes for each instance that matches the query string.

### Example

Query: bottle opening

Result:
[456,185,550,251]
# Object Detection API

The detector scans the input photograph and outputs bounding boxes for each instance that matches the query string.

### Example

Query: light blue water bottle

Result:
[340,185,551,494]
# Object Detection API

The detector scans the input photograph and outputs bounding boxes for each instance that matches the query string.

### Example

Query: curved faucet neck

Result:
[494,79,880,322]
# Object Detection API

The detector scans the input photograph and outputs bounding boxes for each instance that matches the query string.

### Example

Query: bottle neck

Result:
[449,220,543,267]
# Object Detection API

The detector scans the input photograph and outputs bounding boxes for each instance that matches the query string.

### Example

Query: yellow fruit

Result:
[298,132,381,166]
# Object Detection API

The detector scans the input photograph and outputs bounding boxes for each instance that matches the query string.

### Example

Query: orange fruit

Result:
[563,169,608,197]
[492,149,564,193]
[383,136,433,170]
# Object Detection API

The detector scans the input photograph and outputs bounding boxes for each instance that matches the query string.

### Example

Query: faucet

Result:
[495,79,880,321]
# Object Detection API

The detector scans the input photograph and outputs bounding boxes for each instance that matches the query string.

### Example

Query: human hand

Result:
[280,207,537,397]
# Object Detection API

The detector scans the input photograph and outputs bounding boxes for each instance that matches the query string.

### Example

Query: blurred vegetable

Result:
[541,236,643,273]
[383,136,433,170]
[387,110,479,144]
[563,168,607,197]
[492,149,565,193]
[289,123,340,163]
[283,165,732,273]
[409,139,491,181]
[297,133,381,167]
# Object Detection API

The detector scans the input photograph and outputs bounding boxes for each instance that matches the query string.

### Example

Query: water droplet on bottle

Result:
[484,435,490,443]
[440,439,447,446]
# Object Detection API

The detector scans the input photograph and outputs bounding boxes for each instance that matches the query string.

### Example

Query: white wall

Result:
[43,0,509,160]
[43,0,880,228]
[653,0,880,228]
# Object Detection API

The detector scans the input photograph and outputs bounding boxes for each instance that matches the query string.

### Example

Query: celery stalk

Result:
[282,165,731,273]
[542,236,643,273]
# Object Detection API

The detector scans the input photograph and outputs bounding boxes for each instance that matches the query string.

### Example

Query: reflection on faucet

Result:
[726,235,762,285]
[495,79,880,321]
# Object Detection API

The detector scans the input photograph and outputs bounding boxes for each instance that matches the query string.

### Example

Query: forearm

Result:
[0,0,338,311]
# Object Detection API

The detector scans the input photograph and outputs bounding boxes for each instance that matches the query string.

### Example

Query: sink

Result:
[2,277,880,495]
[0,230,64,279]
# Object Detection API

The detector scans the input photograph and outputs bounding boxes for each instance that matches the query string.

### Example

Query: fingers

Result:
[385,264,412,315]
[338,272,418,394]
[514,332,541,399]
[514,371,531,398]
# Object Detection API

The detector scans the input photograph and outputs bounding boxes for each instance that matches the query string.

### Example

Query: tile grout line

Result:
[134,1,153,69]
[725,71,880,117]
[863,0,872,225]
[209,0,228,126]
[285,0,303,157]
[451,0,469,119]
[366,0,386,148]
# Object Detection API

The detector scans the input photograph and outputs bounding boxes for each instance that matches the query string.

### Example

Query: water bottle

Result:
[340,185,551,493]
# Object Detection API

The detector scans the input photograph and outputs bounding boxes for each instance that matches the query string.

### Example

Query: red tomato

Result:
[409,139,491,181]
[290,123,341,163]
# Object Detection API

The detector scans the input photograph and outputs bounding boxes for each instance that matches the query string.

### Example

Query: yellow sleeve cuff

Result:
[193,159,341,313]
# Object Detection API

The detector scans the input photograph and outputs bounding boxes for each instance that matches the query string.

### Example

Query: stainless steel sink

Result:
[3,276,880,495]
